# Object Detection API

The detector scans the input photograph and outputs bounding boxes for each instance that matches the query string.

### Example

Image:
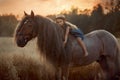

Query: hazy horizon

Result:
[0,0,101,17]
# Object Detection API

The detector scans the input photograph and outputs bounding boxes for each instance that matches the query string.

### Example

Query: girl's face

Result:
[56,18,65,27]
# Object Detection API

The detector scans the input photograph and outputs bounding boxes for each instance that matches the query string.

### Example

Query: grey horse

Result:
[15,11,120,80]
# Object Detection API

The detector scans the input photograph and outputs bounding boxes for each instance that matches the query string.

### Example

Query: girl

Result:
[55,14,88,56]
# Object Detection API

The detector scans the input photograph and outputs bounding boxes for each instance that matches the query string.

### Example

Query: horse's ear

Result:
[31,10,34,18]
[24,11,28,16]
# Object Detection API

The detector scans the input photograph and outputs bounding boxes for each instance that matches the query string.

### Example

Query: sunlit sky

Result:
[0,0,100,16]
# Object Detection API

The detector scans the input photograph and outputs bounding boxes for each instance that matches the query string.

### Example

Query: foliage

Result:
[48,1,120,36]
[0,1,120,37]
[0,14,18,37]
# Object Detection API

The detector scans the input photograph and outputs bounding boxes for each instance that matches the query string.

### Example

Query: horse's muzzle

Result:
[16,37,28,47]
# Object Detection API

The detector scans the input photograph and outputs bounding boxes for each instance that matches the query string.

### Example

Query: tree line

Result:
[0,14,18,37]
[48,1,120,36]
[0,0,120,37]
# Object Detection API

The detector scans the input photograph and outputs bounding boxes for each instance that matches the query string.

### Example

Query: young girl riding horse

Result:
[55,14,88,56]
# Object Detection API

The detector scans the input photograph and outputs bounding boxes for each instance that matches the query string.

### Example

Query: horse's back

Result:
[70,30,103,66]
[70,30,118,66]
[90,30,118,55]
[85,30,118,54]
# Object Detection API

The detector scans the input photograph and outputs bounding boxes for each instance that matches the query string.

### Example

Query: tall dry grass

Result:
[0,52,103,80]
[0,53,56,80]
[0,37,107,80]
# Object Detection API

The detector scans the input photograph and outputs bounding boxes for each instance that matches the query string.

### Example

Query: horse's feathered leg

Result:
[55,67,62,80]
[61,66,69,80]
[99,55,117,80]
[55,66,69,80]
[106,57,118,80]
[98,55,109,80]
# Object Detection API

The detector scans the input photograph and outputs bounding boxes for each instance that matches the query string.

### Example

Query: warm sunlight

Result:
[0,0,99,17]
[0,0,120,79]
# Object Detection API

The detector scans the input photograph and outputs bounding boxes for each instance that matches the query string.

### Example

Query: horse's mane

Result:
[15,16,28,33]
[35,15,66,65]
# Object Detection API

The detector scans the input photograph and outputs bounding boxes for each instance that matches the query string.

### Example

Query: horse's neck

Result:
[36,16,67,65]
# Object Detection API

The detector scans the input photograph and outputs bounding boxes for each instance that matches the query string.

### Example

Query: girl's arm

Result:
[63,26,70,46]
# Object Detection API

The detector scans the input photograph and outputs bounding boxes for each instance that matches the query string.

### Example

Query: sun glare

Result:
[0,0,98,17]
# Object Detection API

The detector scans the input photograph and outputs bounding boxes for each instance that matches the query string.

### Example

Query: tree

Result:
[90,4,105,30]
[0,14,18,37]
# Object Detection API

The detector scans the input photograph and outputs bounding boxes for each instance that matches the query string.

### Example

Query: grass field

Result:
[0,37,119,80]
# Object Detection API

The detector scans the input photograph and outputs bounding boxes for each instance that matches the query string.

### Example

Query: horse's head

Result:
[15,11,38,47]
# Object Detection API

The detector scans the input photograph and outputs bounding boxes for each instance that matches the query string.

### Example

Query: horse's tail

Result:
[96,30,120,74]
[109,38,120,78]
[107,31,120,74]
[115,39,120,75]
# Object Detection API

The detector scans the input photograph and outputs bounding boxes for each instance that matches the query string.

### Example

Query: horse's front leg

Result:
[61,66,69,80]
[55,67,69,80]
[55,67,62,80]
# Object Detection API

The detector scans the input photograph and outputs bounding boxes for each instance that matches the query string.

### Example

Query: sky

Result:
[0,0,100,17]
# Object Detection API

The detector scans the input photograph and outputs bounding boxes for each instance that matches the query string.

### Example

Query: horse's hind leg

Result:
[98,55,117,80]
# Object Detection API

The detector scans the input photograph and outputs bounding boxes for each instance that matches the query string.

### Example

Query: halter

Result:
[17,17,38,39]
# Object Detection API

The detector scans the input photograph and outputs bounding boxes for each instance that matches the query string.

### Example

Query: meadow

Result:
[0,37,119,80]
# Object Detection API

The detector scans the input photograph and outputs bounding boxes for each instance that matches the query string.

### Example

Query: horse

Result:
[14,11,120,80]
